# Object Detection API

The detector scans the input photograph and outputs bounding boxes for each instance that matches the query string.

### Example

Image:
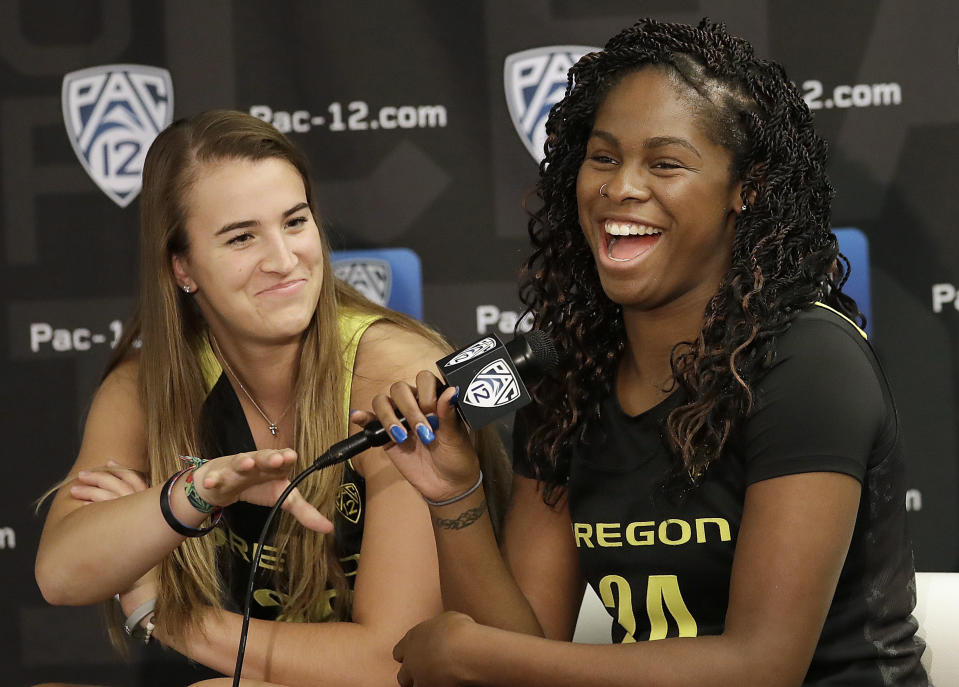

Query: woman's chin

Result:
[248,315,314,344]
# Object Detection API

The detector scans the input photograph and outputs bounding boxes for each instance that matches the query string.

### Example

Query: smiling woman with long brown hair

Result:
[34,109,509,686]
[355,18,928,687]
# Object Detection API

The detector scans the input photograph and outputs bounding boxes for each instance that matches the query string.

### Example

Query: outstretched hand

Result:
[70,452,332,533]
[349,370,482,503]
[194,449,332,533]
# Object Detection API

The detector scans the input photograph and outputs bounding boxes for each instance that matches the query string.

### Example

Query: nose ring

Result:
[599,183,608,198]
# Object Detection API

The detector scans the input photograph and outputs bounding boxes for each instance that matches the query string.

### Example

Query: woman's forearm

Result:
[452,625,792,687]
[162,607,401,687]
[36,482,204,605]
[429,489,544,636]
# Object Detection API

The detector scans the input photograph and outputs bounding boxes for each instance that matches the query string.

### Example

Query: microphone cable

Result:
[228,329,557,683]
[231,439,367,686]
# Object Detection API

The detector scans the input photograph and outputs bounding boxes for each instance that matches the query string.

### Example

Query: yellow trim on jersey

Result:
[199,339,222,392]
[813,301,867,340]
[195,308,381,430]
[337,309,380,434]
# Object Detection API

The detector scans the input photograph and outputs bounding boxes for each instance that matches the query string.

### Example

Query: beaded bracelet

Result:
[422,470,484,507]
[160,468,223,537]
[123,597,156,644]
[141,613,156,644]
[123,597,155,637]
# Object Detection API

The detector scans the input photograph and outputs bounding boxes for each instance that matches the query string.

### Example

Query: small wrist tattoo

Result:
[433,499,487,531]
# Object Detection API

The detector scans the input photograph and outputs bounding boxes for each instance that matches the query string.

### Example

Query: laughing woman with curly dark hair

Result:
[353,18,928,686]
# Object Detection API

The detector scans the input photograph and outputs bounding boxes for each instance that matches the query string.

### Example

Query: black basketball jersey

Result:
[200,371,365,621]
[516,305,927,685]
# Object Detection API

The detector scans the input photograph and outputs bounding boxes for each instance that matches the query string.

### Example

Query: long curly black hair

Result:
[519,18,862,501]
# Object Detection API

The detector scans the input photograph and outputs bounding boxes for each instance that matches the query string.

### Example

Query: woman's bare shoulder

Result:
[100,353,140,392]
[83,353,146,462]
[355,320,449,378]
[348,321,447,409]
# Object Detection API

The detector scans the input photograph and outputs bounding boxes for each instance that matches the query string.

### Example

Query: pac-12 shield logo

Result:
[336,482,362,524]
[504,45,599,163]
[333,258,392,306]
[463,359,520,408]
[445,337,497,368]
[62,64,174,208]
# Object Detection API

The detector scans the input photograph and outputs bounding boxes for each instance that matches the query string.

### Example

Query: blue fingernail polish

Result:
[389,424,408,443]
[426,413,439,430]
[449,387,460,405]
[416,422,435,444]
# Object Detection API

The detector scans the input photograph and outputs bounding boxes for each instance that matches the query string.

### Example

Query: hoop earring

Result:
[600,183,609,198]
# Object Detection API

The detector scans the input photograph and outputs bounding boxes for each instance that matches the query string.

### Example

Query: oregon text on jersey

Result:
[573,517,733,548]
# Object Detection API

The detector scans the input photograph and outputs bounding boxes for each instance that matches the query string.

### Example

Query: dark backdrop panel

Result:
[3,1,956,684]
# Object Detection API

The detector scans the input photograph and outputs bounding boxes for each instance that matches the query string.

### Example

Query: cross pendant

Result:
[268,424,279,436]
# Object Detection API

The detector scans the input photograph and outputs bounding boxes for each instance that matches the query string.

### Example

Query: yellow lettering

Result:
[573,522,594,548]
[598,574,637,643]
[252,542,286,571]
[211,527,227,547]
[313,588,339,622]
[253,588,285,608]
[646,575,697,640]
[340,552,360,577]
[695,517,731,543]
[228,529,249,562]
[658,519,691,546]
[583,518,731,547]
[625,521,655,545]
[596,523,622,547]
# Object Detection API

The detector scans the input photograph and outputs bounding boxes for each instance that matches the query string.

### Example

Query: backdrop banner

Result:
[3,1,957,683]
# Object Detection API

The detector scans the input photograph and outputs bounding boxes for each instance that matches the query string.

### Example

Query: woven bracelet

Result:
[160,468,222,537]
[178,455,217,514]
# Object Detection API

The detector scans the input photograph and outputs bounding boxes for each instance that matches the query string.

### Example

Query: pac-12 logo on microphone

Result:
[62,64,174,208]
[445,337,497,367]
[504,45,599,163]
[464,359,520,408]
[333,258,392,306]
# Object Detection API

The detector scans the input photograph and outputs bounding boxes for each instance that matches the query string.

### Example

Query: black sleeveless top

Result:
[147,310,377,679]
[200,372,365,621]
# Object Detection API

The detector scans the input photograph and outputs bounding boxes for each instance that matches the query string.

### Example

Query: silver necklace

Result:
[210,334,291,437]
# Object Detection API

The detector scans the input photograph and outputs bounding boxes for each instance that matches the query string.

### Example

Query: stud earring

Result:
[182,284,191,294]
[741,203,748,212]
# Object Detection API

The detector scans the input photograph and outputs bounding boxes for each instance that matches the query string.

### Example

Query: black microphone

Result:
[315,330,558,466]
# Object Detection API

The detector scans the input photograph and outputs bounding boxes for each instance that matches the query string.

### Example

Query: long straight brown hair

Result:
[109,110,509,642]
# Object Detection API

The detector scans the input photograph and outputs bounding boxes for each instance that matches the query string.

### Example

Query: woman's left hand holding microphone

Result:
[349,370,481,505]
